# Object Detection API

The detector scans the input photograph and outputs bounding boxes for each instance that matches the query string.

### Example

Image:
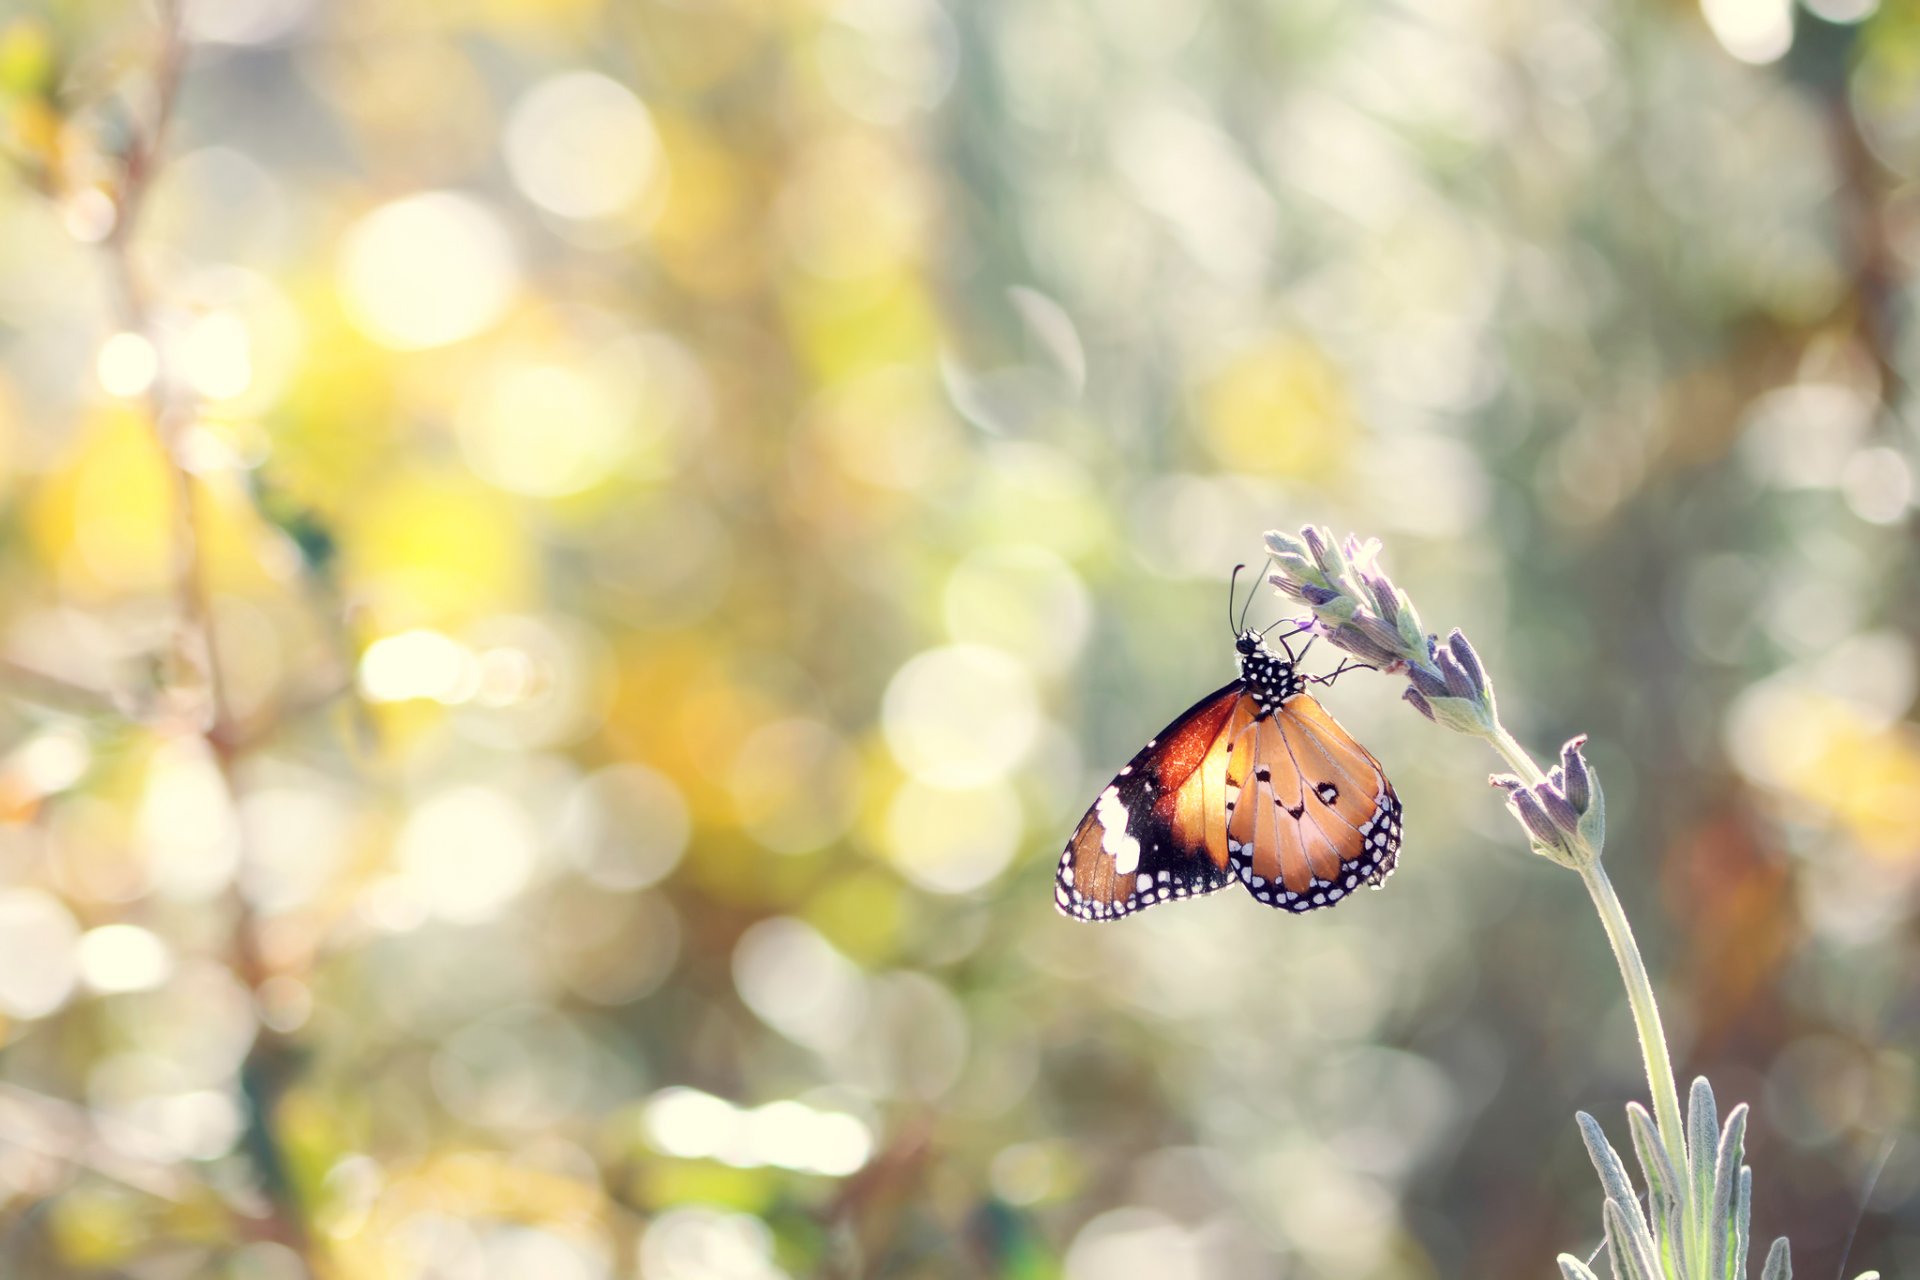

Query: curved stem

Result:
[1485,720,1688,1176]
[1488,722,1549,787]
[1579,861,1687,1180]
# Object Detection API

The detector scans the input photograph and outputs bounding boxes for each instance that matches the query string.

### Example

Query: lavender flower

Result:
[1266,526,1496,736]
[1492,736,1606,871]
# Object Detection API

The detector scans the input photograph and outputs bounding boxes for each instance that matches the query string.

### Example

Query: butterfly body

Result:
[1055,630,1401,922]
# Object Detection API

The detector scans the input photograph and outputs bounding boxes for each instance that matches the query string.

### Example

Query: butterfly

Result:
[1054,577,1402,922]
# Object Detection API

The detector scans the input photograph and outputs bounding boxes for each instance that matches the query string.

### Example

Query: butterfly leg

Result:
[1306,658,1377,687]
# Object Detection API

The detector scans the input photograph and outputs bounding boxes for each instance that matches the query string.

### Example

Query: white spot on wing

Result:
[1095,785,1141,875]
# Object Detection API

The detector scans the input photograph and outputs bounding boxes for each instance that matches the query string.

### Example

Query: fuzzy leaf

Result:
[1689,1078,1719,1269]
[1577,1113,1657,1267]
[1734,1167,1752,1280]
[1604,1199,1660,1280]
[1555,1256,1602,1280]
[1760,1236,1790,1280]
[1625,1102,1685,1276]
[1709,1104,1748,1280]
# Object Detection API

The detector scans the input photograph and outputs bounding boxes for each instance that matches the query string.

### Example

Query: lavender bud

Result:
[1329,622,1402,666]
[1407,662,1450,699]
[1362,572,1399,624]
[1560,736,1591,813]
[1404,687,1436,720]
[1538,784,1582,837]
[1549,766,1566,793]
[1302,526,1332,572]
[1508,787,1562,848]
[1300,583,1341,606]
[1436,647,1478,702]
[1446,630,1486,698]
[1355,614,1409,659]
[1343,535,1382,569]
[1282,580,1357,625]
[1489,773,1527,794]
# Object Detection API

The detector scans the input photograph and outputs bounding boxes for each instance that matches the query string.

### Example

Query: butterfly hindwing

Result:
[1225,691,1401,913]
[1055,683,1247,922]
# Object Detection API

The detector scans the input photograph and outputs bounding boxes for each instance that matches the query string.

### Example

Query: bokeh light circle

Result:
[504,72,662,221]
[0,890,80,1018]
[557,764,690,890]
[881,644,1041,786]
[396,786,540,923]
[337,192,520,350]
[883,778,1023,895]
[941,543,1091,676]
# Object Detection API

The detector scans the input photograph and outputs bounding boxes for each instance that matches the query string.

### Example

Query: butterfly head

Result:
[1235,630,1303,707]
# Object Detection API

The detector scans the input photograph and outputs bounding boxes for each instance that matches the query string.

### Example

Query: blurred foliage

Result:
[0,0,1917,1276]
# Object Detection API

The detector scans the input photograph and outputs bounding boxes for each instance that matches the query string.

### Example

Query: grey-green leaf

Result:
[1734,1167,1752,1280]
[1626,1101,1685,1274]
[1555,1255,1602,1280]
[1709,1104,1747,1280]
[1576,1111,1655,1259]
[1689,1078,1720,1266]
[1760,1236,1791,1280]
[1604,1199,1660,1280]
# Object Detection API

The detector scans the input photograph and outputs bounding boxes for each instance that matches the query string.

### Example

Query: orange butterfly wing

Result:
[1055,684,1254,921]
[1224,691,1400,912]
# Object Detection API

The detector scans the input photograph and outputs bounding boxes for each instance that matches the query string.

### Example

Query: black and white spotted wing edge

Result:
[1229,788,1403,914]
[1053,686,1241,922]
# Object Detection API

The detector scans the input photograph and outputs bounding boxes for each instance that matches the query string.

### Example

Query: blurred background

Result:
[0,0,1916,1276]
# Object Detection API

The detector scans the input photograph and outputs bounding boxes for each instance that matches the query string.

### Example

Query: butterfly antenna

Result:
[1237,565,1257,634]
[1227,564,1246,636]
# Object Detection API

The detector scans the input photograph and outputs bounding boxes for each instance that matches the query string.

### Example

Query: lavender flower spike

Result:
[1265,526,1498,737]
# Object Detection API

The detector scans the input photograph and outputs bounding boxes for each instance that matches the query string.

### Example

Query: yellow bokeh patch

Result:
[1196,333,1356,477]
[341,468,532,631]
[1786,701,1920,862]
[28,409,171,598]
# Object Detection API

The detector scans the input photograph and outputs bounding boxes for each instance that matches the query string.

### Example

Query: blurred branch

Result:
[821,1113,935,1280]
[102,0,188,321]
[0,1081,194,1203]
[1823,90,1907,418]
[88,3,319,1270]
[0,657,120,716]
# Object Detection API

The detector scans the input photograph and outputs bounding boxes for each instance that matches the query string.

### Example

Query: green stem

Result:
[1487,722,1549,787]
[1578,861,1688,1179]
[1484,720,1688,1178]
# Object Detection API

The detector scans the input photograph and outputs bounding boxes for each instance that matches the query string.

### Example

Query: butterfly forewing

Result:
[1055,684,1245,922]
